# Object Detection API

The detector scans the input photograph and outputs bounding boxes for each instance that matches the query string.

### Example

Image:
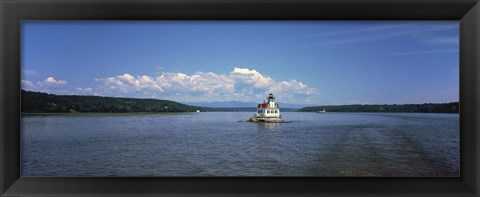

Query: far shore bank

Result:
[21,112,198,116]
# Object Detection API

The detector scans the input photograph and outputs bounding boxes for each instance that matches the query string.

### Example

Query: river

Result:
[21,112,459,176]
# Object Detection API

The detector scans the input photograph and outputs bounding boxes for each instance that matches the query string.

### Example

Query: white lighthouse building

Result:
[248,93,283,122]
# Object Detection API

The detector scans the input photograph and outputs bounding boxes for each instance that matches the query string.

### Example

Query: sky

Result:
[21,21,459,105]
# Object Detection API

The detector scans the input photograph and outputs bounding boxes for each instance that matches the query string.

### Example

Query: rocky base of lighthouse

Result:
[246,116,291,123]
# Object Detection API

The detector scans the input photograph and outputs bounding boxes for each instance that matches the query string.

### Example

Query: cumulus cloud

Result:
[44,77,67,86]
[269,80,314,94]
[94,67,317,103]
[23,77,103,96]
[97,74,166,93]
[21,80,34,88]
[21,68,318,104]
[22,77,69,94]
[96,71,235,98]
[230,67,273,88]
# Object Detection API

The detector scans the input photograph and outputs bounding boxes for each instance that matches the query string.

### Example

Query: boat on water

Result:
[316,109,327,113]
[241,93,291,123]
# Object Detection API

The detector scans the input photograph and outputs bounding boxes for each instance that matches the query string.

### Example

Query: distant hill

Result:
[21,90,207,113]
[185,101,307,108]
[298,102,459,113]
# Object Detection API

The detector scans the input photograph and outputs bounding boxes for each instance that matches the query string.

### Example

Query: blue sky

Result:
[21,21,459,105]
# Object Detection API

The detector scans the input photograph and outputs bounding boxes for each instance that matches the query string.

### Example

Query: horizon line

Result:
[21,89,459,107]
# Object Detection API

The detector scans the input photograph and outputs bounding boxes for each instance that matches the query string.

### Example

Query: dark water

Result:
[21,112,459,176]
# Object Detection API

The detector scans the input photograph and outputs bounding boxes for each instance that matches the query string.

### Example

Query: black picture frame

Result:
[1,0,479,196]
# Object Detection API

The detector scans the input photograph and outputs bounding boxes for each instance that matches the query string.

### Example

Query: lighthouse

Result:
[241,92,287,123]
[242,93,290,123]
[256,93,280,119]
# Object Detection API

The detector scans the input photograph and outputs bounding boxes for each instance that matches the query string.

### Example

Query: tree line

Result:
[298,102,459,113]
[22,90,459,113]
[21,90,208,113]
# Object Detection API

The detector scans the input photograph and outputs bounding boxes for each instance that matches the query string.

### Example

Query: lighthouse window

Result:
[275,110,278,113]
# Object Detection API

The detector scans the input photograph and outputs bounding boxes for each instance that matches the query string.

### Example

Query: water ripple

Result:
[21,112,459,176]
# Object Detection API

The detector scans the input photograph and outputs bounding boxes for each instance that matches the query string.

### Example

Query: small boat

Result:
[316,109,327,113]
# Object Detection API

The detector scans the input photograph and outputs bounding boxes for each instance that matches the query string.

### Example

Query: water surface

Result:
[21,112,459,176]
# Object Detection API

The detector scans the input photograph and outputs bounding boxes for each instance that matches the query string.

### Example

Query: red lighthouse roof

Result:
[257,103,279,109]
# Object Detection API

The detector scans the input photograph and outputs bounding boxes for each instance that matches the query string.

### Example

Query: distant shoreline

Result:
[21,90,459,114]
[298,102,459,114]
[21,112,197,116]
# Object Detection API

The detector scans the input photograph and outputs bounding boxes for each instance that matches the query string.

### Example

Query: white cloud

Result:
[44,77,67,86]
[231,67,274,88]
[269,80,316,95]
[97,71,235,97]
[21,69,319,104]
[94,67,318,104]
[21,77,69,94]
[21,80,34,88]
